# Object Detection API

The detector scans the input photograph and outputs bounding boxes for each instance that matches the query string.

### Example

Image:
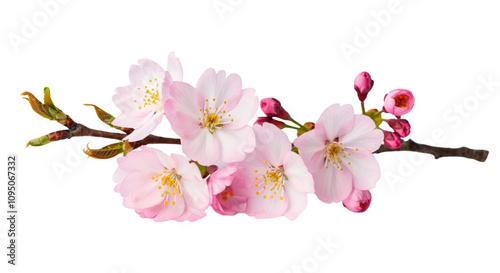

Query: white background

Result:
[1,1,500,272]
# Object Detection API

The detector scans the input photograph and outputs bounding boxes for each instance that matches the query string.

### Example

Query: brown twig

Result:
[59,123,181,145]
[374,139,489,162]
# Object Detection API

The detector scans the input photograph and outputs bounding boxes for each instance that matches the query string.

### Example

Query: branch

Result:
[70,124,181,145]
[374,139,489,162]
[22,90,181,149]
[23,90,488,162]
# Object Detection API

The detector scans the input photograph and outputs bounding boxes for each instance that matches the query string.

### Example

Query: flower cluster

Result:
[354,71,415,149]
[111,54,414,221]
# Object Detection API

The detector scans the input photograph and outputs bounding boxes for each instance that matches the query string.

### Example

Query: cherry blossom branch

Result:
[374,139,489,162]
[23,89,488,162]
[62,124,181,145]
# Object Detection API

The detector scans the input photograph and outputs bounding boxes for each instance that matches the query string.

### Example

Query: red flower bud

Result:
[354,72,374,102]
[260,98,291,120]
[254,116,286,129]
[343,188,372,213]
[387,119,411,138]
[383,130,402,149]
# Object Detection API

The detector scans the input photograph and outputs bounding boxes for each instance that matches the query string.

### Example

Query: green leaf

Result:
[83,142,124,159]
[84,104,131,133]
[43,87,58,110]
[21,91,54,120]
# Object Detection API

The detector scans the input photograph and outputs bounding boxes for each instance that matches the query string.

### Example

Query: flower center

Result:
[219,186,235,201]
[151,169,183,206]
[253,161,286,200]
[198,98,235,134]
[134,78,162,112]
[394,94,409,108]
[324,142,356,171]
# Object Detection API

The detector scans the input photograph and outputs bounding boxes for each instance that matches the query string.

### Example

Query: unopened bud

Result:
[260,98,291,120]
[343,188,372,213]
[254,116,286,129]
[387,119,411,138]
[354,72,374,102]
[383,130,402,149]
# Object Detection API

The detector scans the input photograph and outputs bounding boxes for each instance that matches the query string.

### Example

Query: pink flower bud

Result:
[387,119,411,138]
[354,72,374,101]
[383,130,402,149]
[254,116,286,129]
[260,98,291,120]
[383,89,415,117]
[343,188,372,213]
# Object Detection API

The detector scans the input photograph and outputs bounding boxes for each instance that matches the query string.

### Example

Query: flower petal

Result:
[182,129,221,166]
[123,111,163,142]
[208,165,239,195]
[131,182,165,209]
[344,147,381,190]
[120,171,156,200]
[340,115,383,152]
[180,174,209,213]
[223,88,258,129]
[164,82,204,138]
[117,148,164,173]
[213,192,246,216]
[135,203,163,219]
[316,104,354,140]
[112,110,153,128]
[283,181,307,220]
[214,126,255,164]
[137,59,165,81]
[167,52,183,81]
[253,123,290,167]
[144,147,175,169]
[283,152,314,193]
[153,197,186,222]
[196,69,243,111]
[294,127,327,173]
[313,166,353,203]
[246,190,288,219]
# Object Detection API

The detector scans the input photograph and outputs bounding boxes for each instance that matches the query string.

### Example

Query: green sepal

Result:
[364,109,383,128]
[191,161,208,178]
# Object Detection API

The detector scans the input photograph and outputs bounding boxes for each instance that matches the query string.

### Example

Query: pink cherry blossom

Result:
[354,72,374,102]
[207,165,247,215]
[388,119,411,138]
[112,52,183,142]
[343,188,372,213]
[113,147,209,222]
[294,104,384,203]
[260,98,291,120]
[165,68,258,166]
[233,123,314,220]
[383,130,402,149]
[383,89,415,117]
